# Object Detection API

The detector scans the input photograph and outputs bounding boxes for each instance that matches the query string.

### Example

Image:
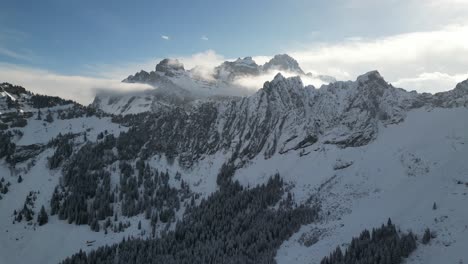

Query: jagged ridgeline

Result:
[320,220,417,264]
[61,175,319,264]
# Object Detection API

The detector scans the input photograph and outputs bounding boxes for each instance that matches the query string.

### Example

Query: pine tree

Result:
[422,228,431,244]
[17,175,23,183]
[45,110,54,123]
[37,206,48,225]
[432,202,437,210]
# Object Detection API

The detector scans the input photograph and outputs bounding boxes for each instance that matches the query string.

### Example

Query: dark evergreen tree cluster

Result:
[422,228,432,244]
[0,121,8,130]
[61,174,319,264]
[14,191,37,223]
[50,131,191,232]
[0,131,16,160]
[44,110,54,123]
[56,105,103,120]
[1,111,32,130]
[1,82,28,96]
[320,219,417,264]
[0,177,11,198]
[7,143,44,165]
[119,160,182,224]
[10,117,28,127]
[36,109,42,120]
[47,133,76,169]
[29,94,74,109]
[37,205,48,226]
[50,134,117,229]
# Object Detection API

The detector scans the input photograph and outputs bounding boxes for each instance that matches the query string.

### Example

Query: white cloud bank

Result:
[0,63,152,104]
[289,24,468,93]
[233,71,327,91]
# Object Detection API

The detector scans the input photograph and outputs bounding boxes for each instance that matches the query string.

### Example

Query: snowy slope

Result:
[267,107,468,264]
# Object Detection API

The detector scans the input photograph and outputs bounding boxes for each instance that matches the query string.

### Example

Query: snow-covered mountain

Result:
[1,71,467,264]
[92,54,336,115]
[263,54,305,74]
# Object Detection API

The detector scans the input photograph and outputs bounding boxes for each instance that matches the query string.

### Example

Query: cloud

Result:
[0,63,152,104]
[0,28,35,61]
[176,50,225,69]
[85,50,226,81]
[0,50,225,105]
[251,55,271,66]
[288,24,468,93]
[161,35,170,40]
[393,72,468,94]
[233,70,328,91]
[0,46,32,61]
[201,35,208,41]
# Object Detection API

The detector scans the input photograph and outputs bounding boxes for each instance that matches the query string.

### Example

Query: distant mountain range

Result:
[92,54,336,115]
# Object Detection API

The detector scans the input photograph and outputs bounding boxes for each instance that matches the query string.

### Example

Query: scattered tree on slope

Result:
[320,219,417,264]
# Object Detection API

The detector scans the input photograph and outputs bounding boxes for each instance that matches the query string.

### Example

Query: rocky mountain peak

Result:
[122,70,150,83]
[355,70,390,98]
[454,79,468,91]
[356,70,384,83]
[214,57,260,80]
[263,54,304,74]
[262,73,303,92]
[155,58,185,77]
[233,56,257,67]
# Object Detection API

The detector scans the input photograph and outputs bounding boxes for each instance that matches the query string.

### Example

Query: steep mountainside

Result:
[0,71,467,264]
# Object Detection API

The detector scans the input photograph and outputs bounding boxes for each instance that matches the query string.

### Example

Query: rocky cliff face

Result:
[262,54,305,74]
[113,71,468,169]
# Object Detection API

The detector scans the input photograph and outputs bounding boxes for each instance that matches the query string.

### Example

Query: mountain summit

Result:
[263,54,304,74]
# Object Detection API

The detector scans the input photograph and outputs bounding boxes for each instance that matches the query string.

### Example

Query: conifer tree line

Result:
[0,131,16,160]
[29,94,74,109]
[61,174,319,264]
[49,131,193,232]
[47,133,76,169]
[320,219,417,264]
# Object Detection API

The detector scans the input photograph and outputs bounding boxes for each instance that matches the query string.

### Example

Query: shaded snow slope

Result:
[261,107,468,264]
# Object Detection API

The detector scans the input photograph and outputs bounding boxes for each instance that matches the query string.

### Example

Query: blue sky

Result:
[1,0,468,103]
[0,0,436,74]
